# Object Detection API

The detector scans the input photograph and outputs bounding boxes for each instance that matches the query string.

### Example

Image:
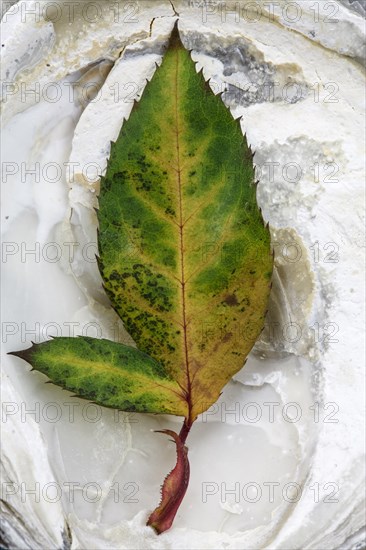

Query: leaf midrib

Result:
[174,47,192,418]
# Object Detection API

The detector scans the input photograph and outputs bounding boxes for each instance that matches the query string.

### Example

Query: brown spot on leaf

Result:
[223,294,238,306]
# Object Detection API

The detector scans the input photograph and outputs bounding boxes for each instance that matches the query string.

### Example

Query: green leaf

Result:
[97,24,272,422]
[10,337,187,416]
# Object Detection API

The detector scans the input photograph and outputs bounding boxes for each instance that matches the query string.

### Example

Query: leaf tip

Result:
[168,18,182,50]
[8,345,34,364]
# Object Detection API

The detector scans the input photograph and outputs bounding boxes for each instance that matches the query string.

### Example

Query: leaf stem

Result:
[147,428,190,534]
[179,417,192,444]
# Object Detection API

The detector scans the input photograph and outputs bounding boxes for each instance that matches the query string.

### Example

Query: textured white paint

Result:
[1,1,365,549]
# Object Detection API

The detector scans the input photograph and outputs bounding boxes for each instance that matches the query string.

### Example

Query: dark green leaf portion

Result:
[10,337,187,416]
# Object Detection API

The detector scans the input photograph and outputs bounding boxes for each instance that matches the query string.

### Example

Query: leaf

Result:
[97,23,272,424]
[10,337,187,416]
